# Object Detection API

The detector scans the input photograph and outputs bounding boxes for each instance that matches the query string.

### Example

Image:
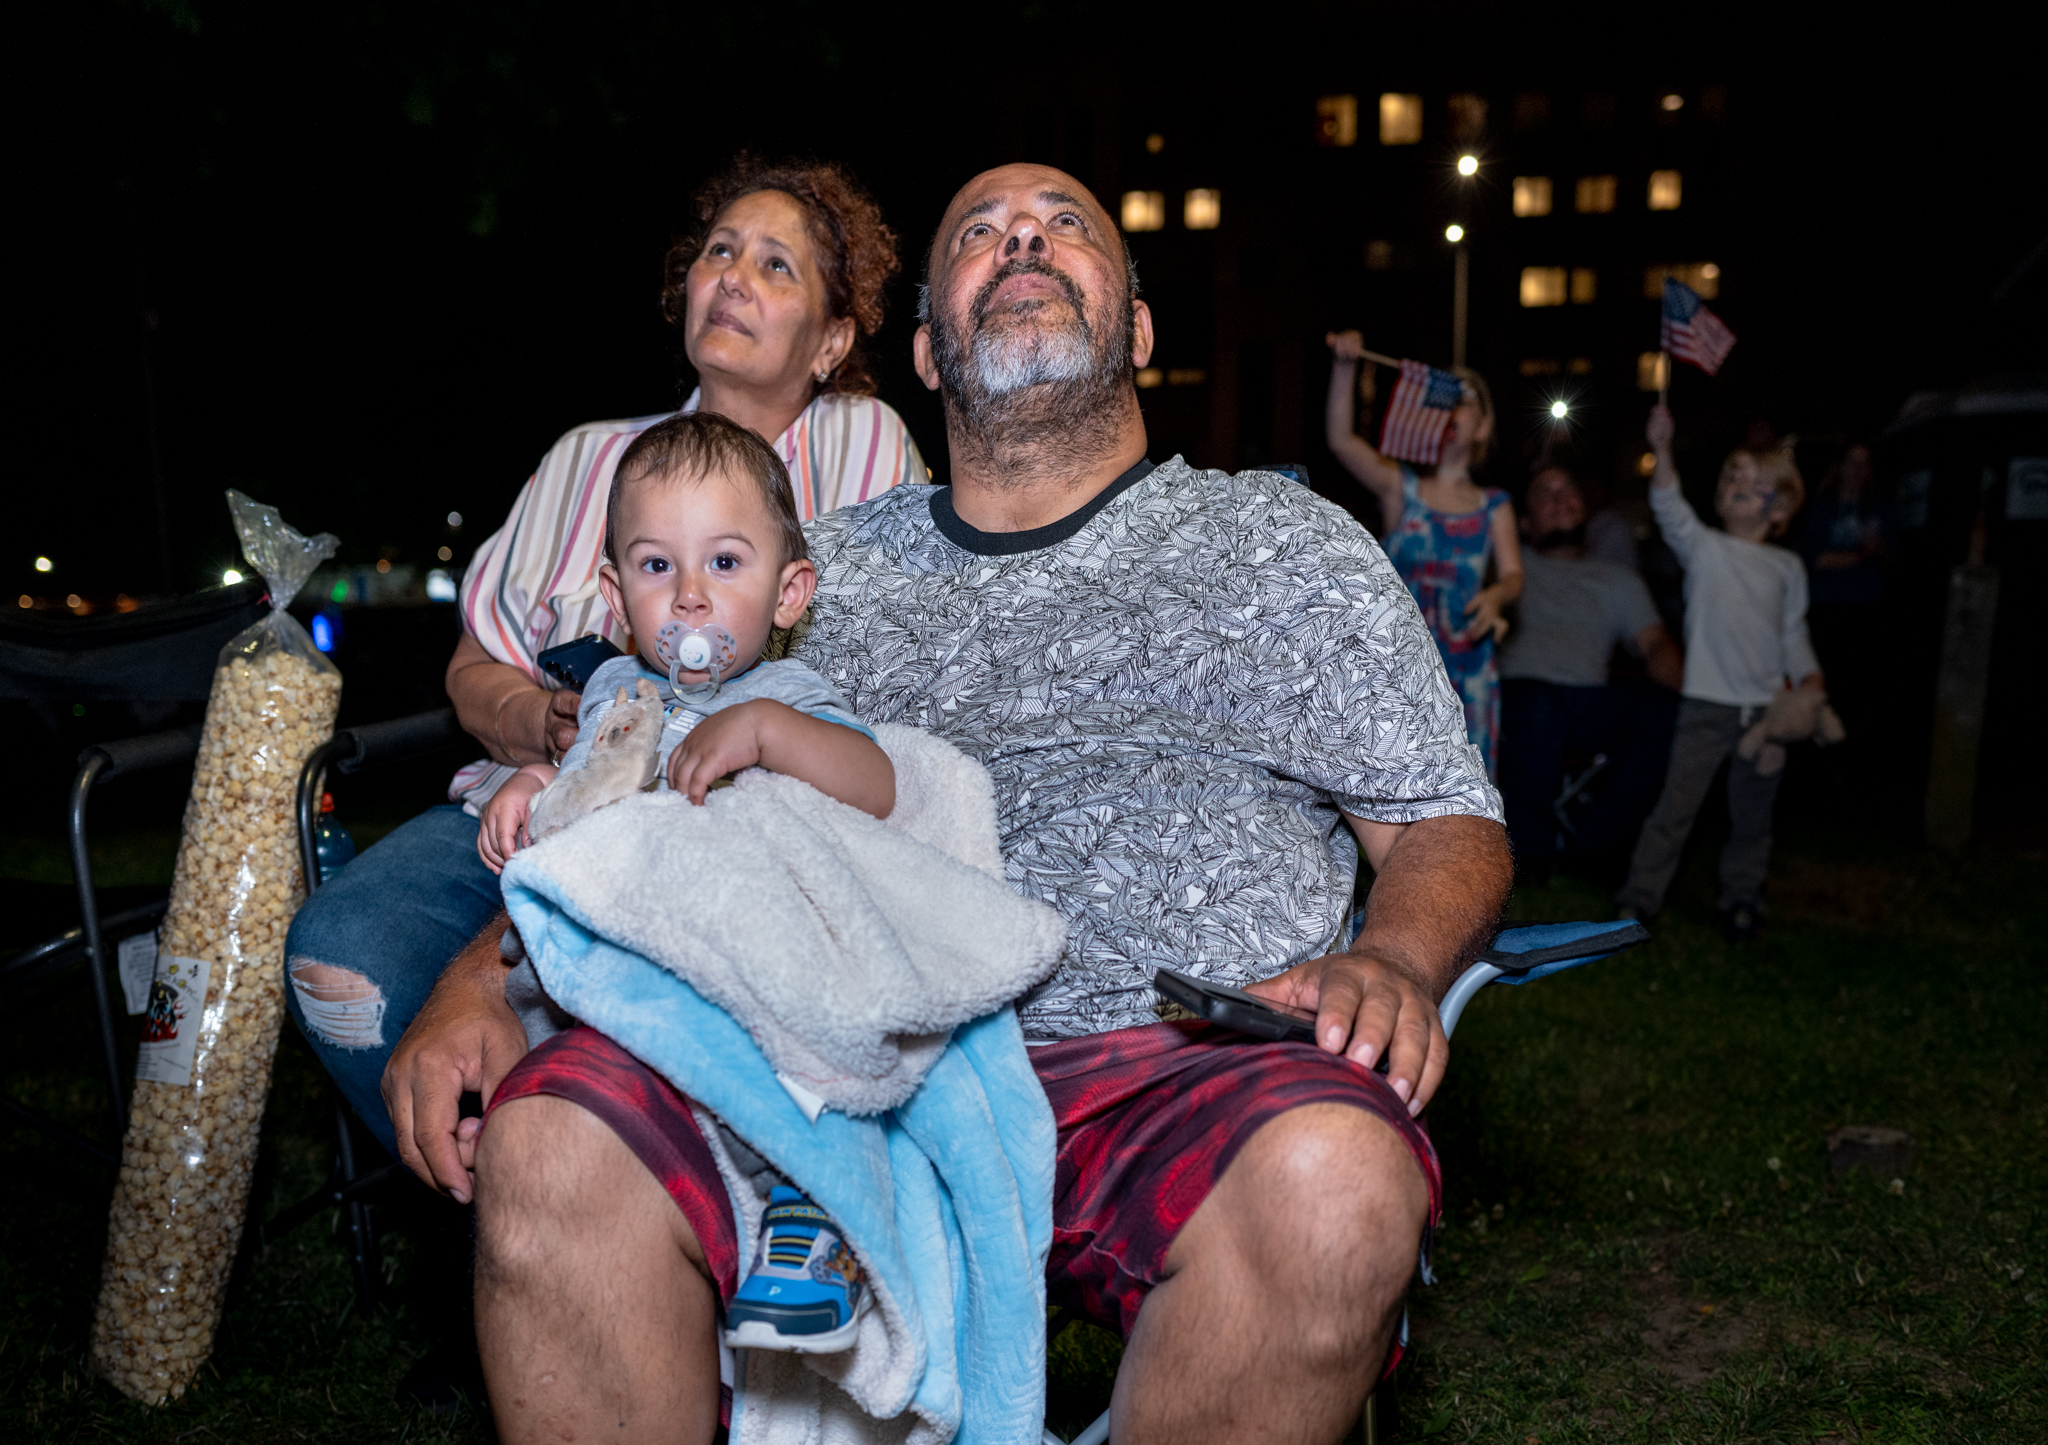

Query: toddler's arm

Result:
[1644,404,1704,562]
[478,764,556,874]
[667,701,895,818]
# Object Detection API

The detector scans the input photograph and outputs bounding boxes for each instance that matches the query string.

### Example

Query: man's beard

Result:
[1533,525,1587,552]
[927,257,1134,463]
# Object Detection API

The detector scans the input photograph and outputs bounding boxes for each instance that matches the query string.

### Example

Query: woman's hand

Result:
[1463,587,1511,644]
[446,633,582,767]
[478,767,553,874]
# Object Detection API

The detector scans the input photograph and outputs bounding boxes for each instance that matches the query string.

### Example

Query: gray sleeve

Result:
[1275,530,1503,826]
[1607,569,1662,652]
[743,660,877,740]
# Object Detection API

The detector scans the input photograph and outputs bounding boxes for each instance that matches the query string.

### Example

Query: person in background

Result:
[1497,466,1683,885]
[1325,331,1522,778]
[1800,441,1886,728]
[1617,406,1822,942]
[1578,469,1644,572]
[284,153,925,1165]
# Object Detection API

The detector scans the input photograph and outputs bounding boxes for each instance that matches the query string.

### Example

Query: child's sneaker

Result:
[724,1186,869,1353]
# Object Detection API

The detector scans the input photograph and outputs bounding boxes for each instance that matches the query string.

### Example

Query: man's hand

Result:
[667,700,776,803]
[382,915,528,1203]
[1246,950,1448,1115]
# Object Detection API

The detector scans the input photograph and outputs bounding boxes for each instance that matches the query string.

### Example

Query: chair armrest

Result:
[334,707,464,773]
[78,724,204,783]
[1438,961,1505,1040]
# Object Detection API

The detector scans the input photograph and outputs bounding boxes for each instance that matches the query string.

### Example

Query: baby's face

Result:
[598,464,813,685]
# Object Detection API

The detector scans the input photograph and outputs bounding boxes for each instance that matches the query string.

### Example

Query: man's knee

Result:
[475,1095,701,1287]
[1198,1104,1428,1347]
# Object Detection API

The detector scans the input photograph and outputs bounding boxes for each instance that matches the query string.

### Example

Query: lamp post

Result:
[1450,154,1478,369]
[1446,224,1468,368]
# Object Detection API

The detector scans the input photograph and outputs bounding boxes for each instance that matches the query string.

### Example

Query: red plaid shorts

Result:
[488,1019,1441,1352]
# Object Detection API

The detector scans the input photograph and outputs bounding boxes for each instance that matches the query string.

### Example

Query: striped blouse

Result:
[450,389,925,807]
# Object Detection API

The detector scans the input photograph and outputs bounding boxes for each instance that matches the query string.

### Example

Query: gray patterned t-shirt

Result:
[796,456,1503,1039]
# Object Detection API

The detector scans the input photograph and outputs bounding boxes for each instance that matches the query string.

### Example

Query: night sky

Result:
[11,2,2044,602]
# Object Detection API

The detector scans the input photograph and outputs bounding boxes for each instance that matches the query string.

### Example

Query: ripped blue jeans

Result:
[283,805,504,1159]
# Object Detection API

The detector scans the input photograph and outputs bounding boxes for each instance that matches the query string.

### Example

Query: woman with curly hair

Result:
[282,156,925,1167]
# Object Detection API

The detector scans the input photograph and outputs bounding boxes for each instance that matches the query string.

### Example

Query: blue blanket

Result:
[502,876,1056,1445]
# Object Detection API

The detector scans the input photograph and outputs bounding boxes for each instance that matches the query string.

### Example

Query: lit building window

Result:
[1648,170,1683,210]
[1448,93,1488,141]
[1519,358,1560,377]
[1145,133,1166,154]
[1379,93,1423,145]
[1576,175,1617,214]
[1363,239,1395,271]
[1168,369,1208,386]
[1183,189,1221,230]
[1643,262,1720,299]
[1638,352,1670,391]
[1661,93,1685,112]
[1136,368,1164,389]
[1316,95,1357,147]
[1568,357,1594,375]
[1570,268,1597,303]
[1121,191,1165,232]
[1520,267,1568,307]
[1512,176,1553,217]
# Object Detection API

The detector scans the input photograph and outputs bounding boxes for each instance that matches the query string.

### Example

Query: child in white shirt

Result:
[1616,405,1823,940]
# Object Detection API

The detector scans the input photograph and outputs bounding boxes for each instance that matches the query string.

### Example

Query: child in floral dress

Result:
[1325,333,1523,777]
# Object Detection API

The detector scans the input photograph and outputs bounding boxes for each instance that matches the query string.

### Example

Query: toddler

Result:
[1616,405,1822,941]
[480,409,894,1353]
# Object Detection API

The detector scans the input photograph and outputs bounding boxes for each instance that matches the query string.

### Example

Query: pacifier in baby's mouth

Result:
[654,621,740,702]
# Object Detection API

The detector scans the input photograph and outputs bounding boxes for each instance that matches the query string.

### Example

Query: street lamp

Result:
[1549,400,1569,420]
[1457,154,1478,177]
[1445,225,1469,367]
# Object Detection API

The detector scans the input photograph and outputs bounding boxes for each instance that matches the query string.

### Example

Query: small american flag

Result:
[1378,359,1465,465]
[1662,278,1736,375]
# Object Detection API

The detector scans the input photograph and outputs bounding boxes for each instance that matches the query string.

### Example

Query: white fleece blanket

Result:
[500,723,1066,1445]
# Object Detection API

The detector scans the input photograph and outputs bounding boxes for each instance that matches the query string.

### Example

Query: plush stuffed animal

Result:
[528,678,664,840]
[1736,685,1848,776]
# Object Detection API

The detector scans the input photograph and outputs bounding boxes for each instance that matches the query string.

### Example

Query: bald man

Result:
[388,165,1509,1444]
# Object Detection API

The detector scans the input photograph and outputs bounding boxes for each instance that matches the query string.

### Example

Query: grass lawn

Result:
[4,824,2042,1442]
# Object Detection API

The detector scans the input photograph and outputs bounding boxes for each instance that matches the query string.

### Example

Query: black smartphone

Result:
[1154,967,1320,1045]
[536,633,623,691]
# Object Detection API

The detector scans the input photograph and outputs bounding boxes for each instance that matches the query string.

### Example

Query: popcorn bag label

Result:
[134,953,213,1086]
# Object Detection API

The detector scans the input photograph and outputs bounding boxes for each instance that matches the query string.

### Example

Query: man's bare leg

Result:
[1110,1103,1429,1444]
[475,1095,723,1445]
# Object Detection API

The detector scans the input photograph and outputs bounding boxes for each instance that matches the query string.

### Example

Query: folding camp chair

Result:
[1,580,267,1160]
[1042,918,1650,1445]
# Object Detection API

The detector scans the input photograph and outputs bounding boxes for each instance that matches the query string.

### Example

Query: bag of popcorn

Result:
[92,491,343,1403]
